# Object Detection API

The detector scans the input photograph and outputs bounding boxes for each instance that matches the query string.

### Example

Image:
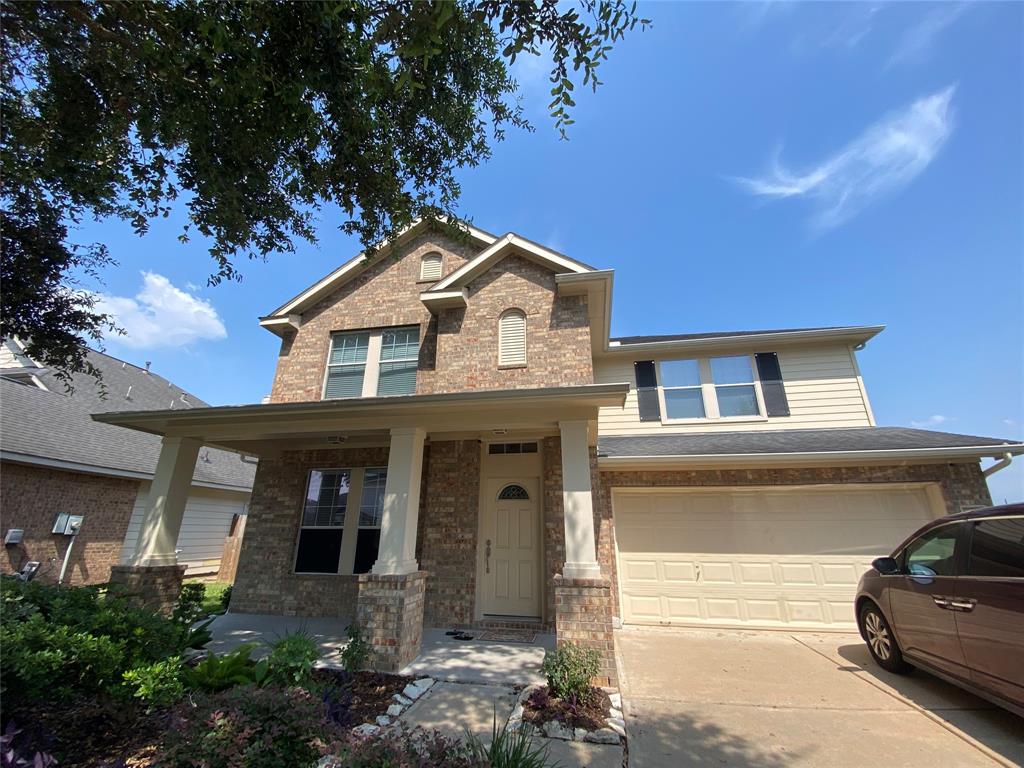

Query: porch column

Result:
[372,427,426,575]
[558,420,602,580]
[110,436,200,613]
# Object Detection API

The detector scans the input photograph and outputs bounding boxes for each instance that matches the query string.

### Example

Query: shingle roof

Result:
[609,327,848,345]
[0,349,256,490]
[597,427,1023,458]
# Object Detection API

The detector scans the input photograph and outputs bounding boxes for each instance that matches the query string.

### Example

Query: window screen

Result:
[295,470,350,573]
[325,332,369,399]
[354,468,387,574]
[377,327,419,396]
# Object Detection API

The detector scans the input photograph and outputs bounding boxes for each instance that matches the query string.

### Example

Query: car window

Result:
[968,517,1024,578]
[903,524,961,577]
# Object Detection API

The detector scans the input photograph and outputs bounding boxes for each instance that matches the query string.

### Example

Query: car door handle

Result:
[932,595,952,609]
[949,599,977,612]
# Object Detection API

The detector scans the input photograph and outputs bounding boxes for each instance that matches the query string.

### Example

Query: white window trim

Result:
[657,354,768,424]
[294,466,393,576]
[322,326,418,400]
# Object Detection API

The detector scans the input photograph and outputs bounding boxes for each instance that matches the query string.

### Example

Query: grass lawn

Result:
[184,578,232,616]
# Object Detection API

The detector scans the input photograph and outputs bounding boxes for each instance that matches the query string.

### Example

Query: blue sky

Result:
[75,2,1023,502]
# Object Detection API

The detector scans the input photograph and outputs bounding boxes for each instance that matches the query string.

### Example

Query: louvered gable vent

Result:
[420,252,443,281]
[498,309,527,366]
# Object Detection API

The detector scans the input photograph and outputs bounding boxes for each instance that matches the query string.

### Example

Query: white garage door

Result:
[614,485,939,629]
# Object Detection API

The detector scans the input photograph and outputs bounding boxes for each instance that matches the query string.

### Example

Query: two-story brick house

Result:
[97,219,1022,682]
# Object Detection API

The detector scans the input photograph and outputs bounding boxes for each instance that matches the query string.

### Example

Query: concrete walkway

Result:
[207,612,350,664]
[401,628,555,685]
[617,627,1024,768]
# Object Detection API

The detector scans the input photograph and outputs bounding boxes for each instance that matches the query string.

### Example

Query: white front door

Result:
[481,478,541,617]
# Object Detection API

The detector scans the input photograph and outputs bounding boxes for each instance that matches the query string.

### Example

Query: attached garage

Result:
[613,484,942,630]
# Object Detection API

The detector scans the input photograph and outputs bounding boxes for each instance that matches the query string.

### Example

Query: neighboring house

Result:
[95,220,1023,682]
[0,340,255,585]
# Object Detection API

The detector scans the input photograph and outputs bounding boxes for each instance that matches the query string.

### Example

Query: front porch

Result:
[94,384,628,683]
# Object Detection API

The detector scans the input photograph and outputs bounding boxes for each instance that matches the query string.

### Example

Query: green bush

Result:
[172,582,207,626]
[266,630,319,688]
[157,684,326,768]
[183,644,266,693]
[324,729,484,768]
[218,584,233,612]
[123,656,185,711]
[340,623,371,673]
[465,709,554,768]
[540,642,600,703]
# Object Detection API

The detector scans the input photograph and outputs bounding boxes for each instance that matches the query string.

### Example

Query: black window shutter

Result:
[755,352,790,417]
[634,360,661,422]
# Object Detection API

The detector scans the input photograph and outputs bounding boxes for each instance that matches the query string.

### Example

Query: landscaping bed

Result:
[521,685,612,731]
[312,667,413,726]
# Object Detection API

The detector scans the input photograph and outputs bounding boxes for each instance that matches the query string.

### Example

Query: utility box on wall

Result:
[52,513,84,536]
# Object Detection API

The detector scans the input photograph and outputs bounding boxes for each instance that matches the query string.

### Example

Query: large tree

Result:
[1,0,648,381]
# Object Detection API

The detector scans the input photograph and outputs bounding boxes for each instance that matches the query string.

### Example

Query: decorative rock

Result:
[543,721,573,741]
[609,707,623,720]
[609,693,622,709]
[402,677,435,701]
[352,723,380,737]
[393,693,412,706]
[573,728,588,742]
[585,728,622,745]
[607,717,626,736]
[509,703,524,722]
[376,715,391,727]
[387,704,404,717]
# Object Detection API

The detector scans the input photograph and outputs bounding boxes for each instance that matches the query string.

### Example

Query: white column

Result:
[372,427,426,575]
[559,420,602,580]
[132,436,201,566]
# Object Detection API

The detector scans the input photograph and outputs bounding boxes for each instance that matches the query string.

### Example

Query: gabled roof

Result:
[0,348,256,491]
[261,218,499,324]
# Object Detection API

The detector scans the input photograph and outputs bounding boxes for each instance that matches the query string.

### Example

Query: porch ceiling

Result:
[91,383,629,456]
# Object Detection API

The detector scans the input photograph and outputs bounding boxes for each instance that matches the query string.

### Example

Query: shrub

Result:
[182,644,265,693]
[340,623,371,673]
[266,630,319,688]
[157,684,327,768]
[323,728,483,768]
[123,656,185,711]
[218,584,233,612]
[540,642,600,703]
[465,709,554,768]
[172,582,206,626]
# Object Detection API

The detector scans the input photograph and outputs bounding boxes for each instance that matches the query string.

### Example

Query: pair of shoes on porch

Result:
[445,629,475,641]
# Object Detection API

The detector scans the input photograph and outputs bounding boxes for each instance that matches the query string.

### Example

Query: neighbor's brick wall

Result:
[0,462,138,585]
[416,440,480,628]
[418,254,593,394]
[269,232,477,403]
[230,447,390,617]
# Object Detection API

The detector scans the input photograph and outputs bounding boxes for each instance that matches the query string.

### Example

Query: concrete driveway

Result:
[617,627,1023,768]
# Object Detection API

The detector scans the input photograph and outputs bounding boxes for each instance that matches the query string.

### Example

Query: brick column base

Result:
[108,564,186,615]
[356,571,427,673]
[554,575,618,688]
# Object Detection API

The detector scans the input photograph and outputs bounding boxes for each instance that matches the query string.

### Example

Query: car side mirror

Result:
[872,556,900,576]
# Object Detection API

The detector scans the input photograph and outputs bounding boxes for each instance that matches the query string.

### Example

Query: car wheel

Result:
[860,602,912,674]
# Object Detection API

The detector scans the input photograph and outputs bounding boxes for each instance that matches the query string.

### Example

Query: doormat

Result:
[477,629,537,644]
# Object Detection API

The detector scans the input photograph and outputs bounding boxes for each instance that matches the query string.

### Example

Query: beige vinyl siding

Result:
[121,485,249,575]
[595,343,873,435]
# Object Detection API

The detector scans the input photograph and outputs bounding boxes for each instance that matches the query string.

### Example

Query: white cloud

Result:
[886,3,968,70]
[97,272,227,349]
[732,86,956,229]
[910,414,951,429]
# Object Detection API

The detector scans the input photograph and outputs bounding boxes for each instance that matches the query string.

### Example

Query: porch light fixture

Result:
[491,428,508,436]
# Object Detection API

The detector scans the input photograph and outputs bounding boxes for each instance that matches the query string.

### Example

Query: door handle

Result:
[948,599,977,612]
[485,539,491,574]
[931,595,951,609]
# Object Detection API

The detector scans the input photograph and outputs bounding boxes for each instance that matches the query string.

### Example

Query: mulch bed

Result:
[313,668,413,725]
[522,686,611,732]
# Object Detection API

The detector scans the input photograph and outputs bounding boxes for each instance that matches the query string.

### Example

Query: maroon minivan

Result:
[855,503,1024,717]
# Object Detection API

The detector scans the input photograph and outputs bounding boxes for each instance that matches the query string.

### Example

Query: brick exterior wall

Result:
[356,571,427,672]
[416,440,480,628]
[268,233,593,404]
[554,576,617,687]
[230,447,390,617]
[419,254,593,394]
[109,564,186,615]
[0,462,138,586]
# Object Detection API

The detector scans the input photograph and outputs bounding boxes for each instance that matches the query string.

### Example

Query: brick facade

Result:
[356,571,427,672]
[230,447,390,617]
[416,440,480,628]
[109,563,187,614]
[554,575,617,687]
[268,232,594,404]
[0,462,138,586]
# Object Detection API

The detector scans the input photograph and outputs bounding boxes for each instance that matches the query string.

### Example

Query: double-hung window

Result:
[294,467,389,575]
[658,355,764,421]
[324,326,419,399]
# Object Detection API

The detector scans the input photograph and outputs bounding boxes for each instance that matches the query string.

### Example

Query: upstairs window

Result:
[325,326,419,399]
[420,252,443,281]
[657,355,764,421]
[498,309,527,367]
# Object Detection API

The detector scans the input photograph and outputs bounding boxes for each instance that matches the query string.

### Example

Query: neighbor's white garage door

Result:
[614,485,938,630]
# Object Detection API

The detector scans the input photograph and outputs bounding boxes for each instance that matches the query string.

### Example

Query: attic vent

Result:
[498,309,526,367]
[420,252,443,281]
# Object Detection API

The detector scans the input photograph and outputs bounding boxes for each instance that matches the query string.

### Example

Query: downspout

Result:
[983,452,1013,477]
